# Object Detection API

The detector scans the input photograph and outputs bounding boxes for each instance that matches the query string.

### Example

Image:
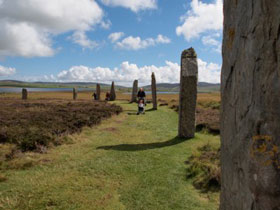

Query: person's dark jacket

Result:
[105,92,110,101]
[137,90,146,98]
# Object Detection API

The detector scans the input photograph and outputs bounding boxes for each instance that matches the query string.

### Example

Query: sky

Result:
[0,0,223,86]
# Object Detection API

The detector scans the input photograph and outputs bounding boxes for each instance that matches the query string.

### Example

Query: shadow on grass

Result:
[97,136,189,151]
[145,108,157,112]
[127,112,138,115]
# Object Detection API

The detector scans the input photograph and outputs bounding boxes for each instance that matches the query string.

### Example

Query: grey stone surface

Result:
[22,88,28,100]
[96,84,101,100]
[73,88,77,100]
[131,80,138,103]
[110,81,116,101]
[178,48,198,138]
[151,73,157,110]
[220,1,280,210]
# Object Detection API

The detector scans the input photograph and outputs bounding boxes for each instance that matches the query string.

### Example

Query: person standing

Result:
[137,88,146,107]
[137,88,146,100]
[137,99,145,115]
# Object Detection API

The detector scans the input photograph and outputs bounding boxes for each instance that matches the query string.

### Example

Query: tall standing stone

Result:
[178,48,198,138]
[96,84,101,100]
[73,88,77,100]
[130,80,138,103]
[151,73,157,110]
[109,81,116,101]
[22,88,28,100]
[220,1,280,209]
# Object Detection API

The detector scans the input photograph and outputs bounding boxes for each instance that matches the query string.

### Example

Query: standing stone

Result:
[73,88,77,100]
[130,80,138,103]
[151,73,157,110]
[220,1,280,210]
[22,88,28,100]
[178,48,198,138]
[96,84,101,100]
[109,81,116,101]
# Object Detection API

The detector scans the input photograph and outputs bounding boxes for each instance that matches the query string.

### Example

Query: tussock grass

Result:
[186,141,220,192]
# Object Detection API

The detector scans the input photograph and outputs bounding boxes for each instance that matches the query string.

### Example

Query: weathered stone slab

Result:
[220,1,280,209]
[73,88,77,100]
[96,84,101,100]
[22,88,28,100]
[130,80,138,103]
[151,73,157,110]
[110,81,116,101]
[178,48,198,138]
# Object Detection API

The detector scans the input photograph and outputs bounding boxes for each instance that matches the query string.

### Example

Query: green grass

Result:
[186,143,220,192]
[0,101,220,210]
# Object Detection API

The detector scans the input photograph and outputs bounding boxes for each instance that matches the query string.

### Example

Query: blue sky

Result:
[0,0,223,86]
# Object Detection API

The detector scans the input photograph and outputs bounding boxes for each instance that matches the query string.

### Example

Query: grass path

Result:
[0,101,219,210]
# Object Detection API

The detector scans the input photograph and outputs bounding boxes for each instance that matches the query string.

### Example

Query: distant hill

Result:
[143,82,220,92]
[0,80,220,92]
[33,82,111,86]
[0,80,25,83]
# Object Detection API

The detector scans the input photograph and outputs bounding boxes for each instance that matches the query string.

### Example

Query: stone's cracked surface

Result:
[131,80,138,103]
[22,88,27,100]
[178,48,198,139]
[73,88,77,100]
[110,81,116,101]
[151,73,157,110]
[220,0,280,209]
[96,84,101,100]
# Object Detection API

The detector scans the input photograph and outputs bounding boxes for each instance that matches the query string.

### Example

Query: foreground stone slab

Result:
[178,48,198,138]
[73,88,77,100]
[22,88,28,100]
[96,84,101,100]
[220,1,280,209]
[110,81,116,101]
[131,80,138,103]
[151,73,157,110]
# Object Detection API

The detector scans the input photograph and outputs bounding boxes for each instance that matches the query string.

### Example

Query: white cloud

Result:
[55,59,220,86]
[197,58,221,83]
[0,65,16,76]
[100,0,157,12]
[100,20,112,29]
[0,21,54,57]
[176,0,223,41]
[0,0,104,57]
[202,35,221,53]
[108,32,125,43]
[202,36,219,46]
[116,34,171,50]
[57,61,179,86]
[69,31,98,50]
[156,34,172,44]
